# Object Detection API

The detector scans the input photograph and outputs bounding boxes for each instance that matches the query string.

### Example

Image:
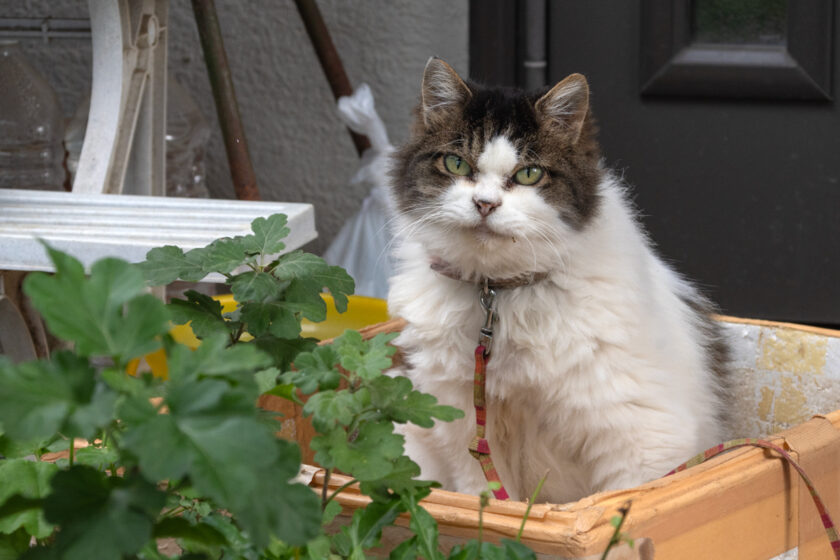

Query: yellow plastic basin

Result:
[132,294,389,377]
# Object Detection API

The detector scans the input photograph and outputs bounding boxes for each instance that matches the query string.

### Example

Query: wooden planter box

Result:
[259,317,840,560]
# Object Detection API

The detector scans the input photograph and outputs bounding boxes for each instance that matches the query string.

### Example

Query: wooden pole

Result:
[191,0,261,200]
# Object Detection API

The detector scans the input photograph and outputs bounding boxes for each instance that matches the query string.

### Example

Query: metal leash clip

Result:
[478,280,497,357]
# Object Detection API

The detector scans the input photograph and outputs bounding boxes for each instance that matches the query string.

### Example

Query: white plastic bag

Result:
[323,84,395,299]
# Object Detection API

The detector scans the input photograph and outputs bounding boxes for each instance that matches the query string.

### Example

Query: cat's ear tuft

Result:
[421,57,472,129]
[535,73,590,143]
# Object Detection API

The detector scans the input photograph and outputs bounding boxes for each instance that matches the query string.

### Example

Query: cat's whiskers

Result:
[529,221,569,273]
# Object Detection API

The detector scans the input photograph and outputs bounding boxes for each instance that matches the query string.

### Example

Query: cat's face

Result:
[391,58,603,277]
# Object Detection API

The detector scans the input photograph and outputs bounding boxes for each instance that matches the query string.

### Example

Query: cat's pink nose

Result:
[474,197,500,217]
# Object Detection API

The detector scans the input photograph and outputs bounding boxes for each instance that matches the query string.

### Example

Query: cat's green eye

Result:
[513,166,544,186]
[443,154,472,176]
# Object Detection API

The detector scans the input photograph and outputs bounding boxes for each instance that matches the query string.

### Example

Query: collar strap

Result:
[429,258,549,290]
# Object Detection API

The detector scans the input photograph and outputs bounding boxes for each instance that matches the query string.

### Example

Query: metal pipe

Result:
[294,0,371,157]
[522,0,547,90]
[191,0,260,201]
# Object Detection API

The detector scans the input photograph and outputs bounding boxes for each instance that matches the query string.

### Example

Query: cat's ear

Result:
[421,57,472,129]
[535,74,590,143]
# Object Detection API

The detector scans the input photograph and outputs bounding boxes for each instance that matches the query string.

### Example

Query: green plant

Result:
[0,214,543,559]
[600,501,634,560]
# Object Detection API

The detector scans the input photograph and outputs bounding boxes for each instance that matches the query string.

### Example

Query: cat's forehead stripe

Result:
[477,136,518,176]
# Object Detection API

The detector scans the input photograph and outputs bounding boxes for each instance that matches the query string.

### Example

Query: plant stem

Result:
[159,505,188,518]
[516,471,549,542]
[105,426,122,454]
[477,491,489,549]
[600,501,632,560]
[232,322,246,344]
[324,478,358,506]
[321,468,332,510]
[68,440,74,467]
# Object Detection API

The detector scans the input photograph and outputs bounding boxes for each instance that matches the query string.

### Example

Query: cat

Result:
[386,58,729,504]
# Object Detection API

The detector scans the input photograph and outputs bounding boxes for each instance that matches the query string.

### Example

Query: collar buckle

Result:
[478,280,497,357]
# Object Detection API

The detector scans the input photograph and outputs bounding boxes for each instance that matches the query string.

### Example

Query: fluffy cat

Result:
[387,58,729,503]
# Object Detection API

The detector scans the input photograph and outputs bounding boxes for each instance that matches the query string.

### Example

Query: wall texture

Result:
[8,0,469,254]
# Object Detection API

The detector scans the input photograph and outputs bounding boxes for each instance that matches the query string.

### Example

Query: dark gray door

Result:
[471,0,840,326]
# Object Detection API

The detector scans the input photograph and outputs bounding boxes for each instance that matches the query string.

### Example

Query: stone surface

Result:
[723,321,840,439]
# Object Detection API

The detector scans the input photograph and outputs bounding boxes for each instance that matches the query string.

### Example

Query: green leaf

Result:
[230,271,288,304]
[100,366,148,396]
[447,541,536,560]
[235,470,321,548]
[272,251,355,314]
[270,251,330,282]
[339,497,404,556]
[240,301,300,338]
[152,517,228,547]
[138,245,206,285]
[24,249,170,362]
[121,414,191,482]
[314,267,354,313]
[201,238,250,275]
[401,493,444,560]
[0,459,57,538]
[359,456,437,503]
[389,538,419,560]
[255,367,280,395]
[303,391,362,432]
[63,384,118,438]
[322,499,343,526]
[122,377,319,548]
[242,214,289,255]
[447,541,480,560]
[304,535,335,560]
[176,511,254,558]
[499,539,538,559]
[254,335,317,372]
[336,331,397,381]
[284,279,328,322]
[0,528,31,560]
[0,357,69,440]
[168,290,232,340]
[74,445,120,470]
[0,433,53,460]
[368,376,464,427]
[0,353,115,440]
[117,393,159,426]
[281,345,341,394]
[44,468,165,560]
[311,421,404,481]
[165,334,271,385]
[262,382,299,402]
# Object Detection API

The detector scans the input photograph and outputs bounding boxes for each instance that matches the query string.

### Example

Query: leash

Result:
[429,258,545,500]
[667,438,840,558]
[430,258,546,502]
[468,282,511,500]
